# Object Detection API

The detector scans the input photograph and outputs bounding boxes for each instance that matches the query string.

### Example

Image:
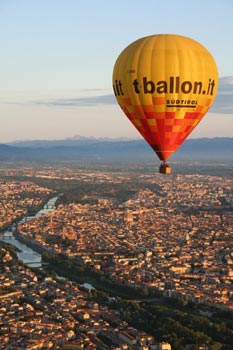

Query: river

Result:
[0,196,58,268]
[1,196,95,290]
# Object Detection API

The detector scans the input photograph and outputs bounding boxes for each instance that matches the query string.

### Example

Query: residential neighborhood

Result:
[16,171,233,309]
[0,166,232,349]
[1,244,168,350]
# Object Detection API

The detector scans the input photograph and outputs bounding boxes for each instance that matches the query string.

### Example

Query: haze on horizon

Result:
[0,1,232,143]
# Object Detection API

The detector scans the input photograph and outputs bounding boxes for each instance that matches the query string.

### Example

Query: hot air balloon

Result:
[112,34,218,173]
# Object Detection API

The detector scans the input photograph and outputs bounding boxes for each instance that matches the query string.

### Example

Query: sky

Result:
[0,0,232,142]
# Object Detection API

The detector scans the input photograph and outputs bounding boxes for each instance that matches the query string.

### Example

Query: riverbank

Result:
[14,231,53,255]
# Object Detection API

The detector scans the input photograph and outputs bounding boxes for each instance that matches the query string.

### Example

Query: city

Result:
[0,164,232,350]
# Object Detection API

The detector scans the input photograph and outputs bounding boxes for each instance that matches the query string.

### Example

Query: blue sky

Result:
[0,0,232,142]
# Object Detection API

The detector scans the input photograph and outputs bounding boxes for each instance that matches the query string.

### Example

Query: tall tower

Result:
[185,232,190,244]
[124,209,134,224]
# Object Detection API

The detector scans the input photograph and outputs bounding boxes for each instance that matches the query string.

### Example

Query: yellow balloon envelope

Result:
[112,34,218,173]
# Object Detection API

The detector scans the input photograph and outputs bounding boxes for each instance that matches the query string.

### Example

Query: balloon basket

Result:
[159,163,171,174]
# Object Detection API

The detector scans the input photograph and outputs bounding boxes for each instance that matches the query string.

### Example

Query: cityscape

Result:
[0,164,232,350]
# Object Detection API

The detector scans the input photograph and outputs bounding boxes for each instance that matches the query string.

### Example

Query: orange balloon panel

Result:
[113,34,218,161]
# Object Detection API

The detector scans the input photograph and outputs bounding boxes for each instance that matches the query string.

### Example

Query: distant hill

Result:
[8,135,127,148]
[0,137,232,163]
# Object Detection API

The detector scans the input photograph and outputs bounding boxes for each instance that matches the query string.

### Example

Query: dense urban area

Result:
[0,164,232,350]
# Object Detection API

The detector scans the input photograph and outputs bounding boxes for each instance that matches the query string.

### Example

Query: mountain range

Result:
[0,137,232,163]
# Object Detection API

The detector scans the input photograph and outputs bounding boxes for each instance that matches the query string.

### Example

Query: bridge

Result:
[0,234,13,239]
[26,261,49,267]
[43,204,55,209]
